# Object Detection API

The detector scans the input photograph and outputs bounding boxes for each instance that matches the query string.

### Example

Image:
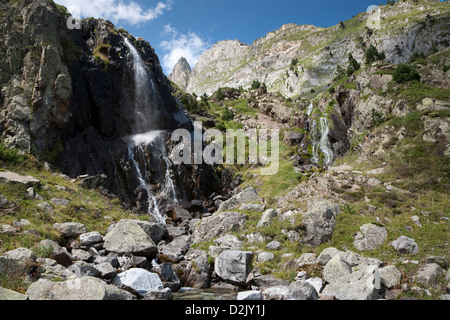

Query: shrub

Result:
[347,53,361,76]
[365,45,386,65]
[221,107,234,121]
[216,87,224,101]
[393,64,421,83]
[250,80,261,90]
[0,142,25,164]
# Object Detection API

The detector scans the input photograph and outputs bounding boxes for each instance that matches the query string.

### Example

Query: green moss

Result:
[93,43,111,66]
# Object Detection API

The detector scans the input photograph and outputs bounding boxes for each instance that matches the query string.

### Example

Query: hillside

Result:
[0,0,449,301]
[180,0,450,98]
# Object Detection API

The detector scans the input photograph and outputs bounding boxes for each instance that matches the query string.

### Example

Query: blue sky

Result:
[56,0,398,74]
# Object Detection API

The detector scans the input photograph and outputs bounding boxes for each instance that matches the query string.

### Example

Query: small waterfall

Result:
[308,102,334,167]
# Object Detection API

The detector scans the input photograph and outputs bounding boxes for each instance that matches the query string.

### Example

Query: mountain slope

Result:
[186,0,450,98]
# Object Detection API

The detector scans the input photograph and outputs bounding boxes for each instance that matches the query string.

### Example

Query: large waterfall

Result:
[123,37,181,224]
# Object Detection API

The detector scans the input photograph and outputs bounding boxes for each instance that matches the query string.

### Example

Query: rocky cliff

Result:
[0,0,226,213]
[186,0,450,97]
[168,57,191,91]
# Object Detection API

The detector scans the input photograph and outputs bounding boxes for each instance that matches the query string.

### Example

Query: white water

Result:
[124,37,179,224]
[309,102,334,166]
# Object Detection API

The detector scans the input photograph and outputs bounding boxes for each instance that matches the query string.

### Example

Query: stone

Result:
[209,235,243,258]
[68,261,102,278]
[113,268,163,295]
[256,209,277,228]
[294,271,308,281]
[379,265,402,289]
[322,266,381,300]
[258,252,275,263]
[305,277,323,295]
[251,274,289,290]
[0,193,10,209]
[237,290,262,300]
[426,256,448,270]
[214,250,253,285]
[35,239,73,268]
[71,249,92,262]
[239,203,266,212]
[158,235,191,263]
[289,281,319,300]
[322,255,352,284]
[50,198,70,206]
[317,247,344,265]
[79,232,104,246]
[191,211,247,244]
[52,222,88,238]
[1,248,36,263]
[353,223,387,251]
[103,220,157,256]
[414,263,444,287]
[174,249,211,289]
[339,250,383,271]
[392,236,419,255]
[0,171,40,187]
[13,219,31,228]
[37,202,54,214]
[283,131,304,146]
[95,262,117,280]
[301,198,340,247]
[217,188,259,212]
[0,286,29,300]
[26,276,128,300]
[296,253,317,267]
[1,225,16,235]
[143,287,173,300]
[262,285,291,300]
[266,241,281,250]
[36,258,76,282]
[411,216,422,227]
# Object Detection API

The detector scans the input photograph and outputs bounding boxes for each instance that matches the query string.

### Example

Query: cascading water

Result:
[123,37,181,224]
[308,102,335,167]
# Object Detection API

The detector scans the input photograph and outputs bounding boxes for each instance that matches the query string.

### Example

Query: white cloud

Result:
[55,0,173,25]
[160,24,210,74]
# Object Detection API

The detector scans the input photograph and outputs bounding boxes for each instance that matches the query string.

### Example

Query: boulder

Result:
[50,198,70,206]
[296,253,317,267]
[0,193,9,209]
[0,171,40,187]
[237,291,262,300]
[379,265,402,289]
[158,235,191,263]
[79,232,104,246]
[250,274,289,290]
[103,220,157,256]
[262,285,291,300]
[305,277,323,295]
[258,252,275,263]
[266,241,281,250]
[256,209,277,228]
[289,281,319,300]
[0,287,29,300]
[37,202,54,214]
[217,188,259,212]
[208,234,243,258]
[414,263,444,287]
[68,261,102,279]
[191,211,247,244]
[214,250,253,285]
[322,255,352,284]
[353,223,387,251]
[317,247,344,265]
[52,222,88,238]
[35,239,73,268]
[112,268,163,295]
[392,236,419,255]
[322,266,381,300]
[0,225,16,235]
[26,276,128,300]
[174,249,211,289]
[283,131,304,146]
[36,258,76,282]
[301,198,340,247]
[239,203,266,212]
[143,287,173,300]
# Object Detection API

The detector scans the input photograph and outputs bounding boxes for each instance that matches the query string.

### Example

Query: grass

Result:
[93,44,111,66]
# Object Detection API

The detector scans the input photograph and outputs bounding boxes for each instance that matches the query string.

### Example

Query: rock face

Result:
[186,2,450,97]
[169,57,191,90]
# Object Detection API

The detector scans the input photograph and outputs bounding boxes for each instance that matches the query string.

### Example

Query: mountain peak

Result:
[169,57,192,90]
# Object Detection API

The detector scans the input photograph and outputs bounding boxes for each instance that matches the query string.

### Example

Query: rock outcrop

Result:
[169,57,191,91]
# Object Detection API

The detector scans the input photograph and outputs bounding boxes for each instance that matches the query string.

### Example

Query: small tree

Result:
[347,53,361,76]
[250,80,261,90]
[393,64,421,83]
[333,65,346,81]
[339,21,346,29]
[365,45,386,65]
[216,87,224,101]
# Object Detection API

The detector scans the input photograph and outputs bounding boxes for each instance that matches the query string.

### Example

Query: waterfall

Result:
[308,102,334,167]
[123,37,181,224]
